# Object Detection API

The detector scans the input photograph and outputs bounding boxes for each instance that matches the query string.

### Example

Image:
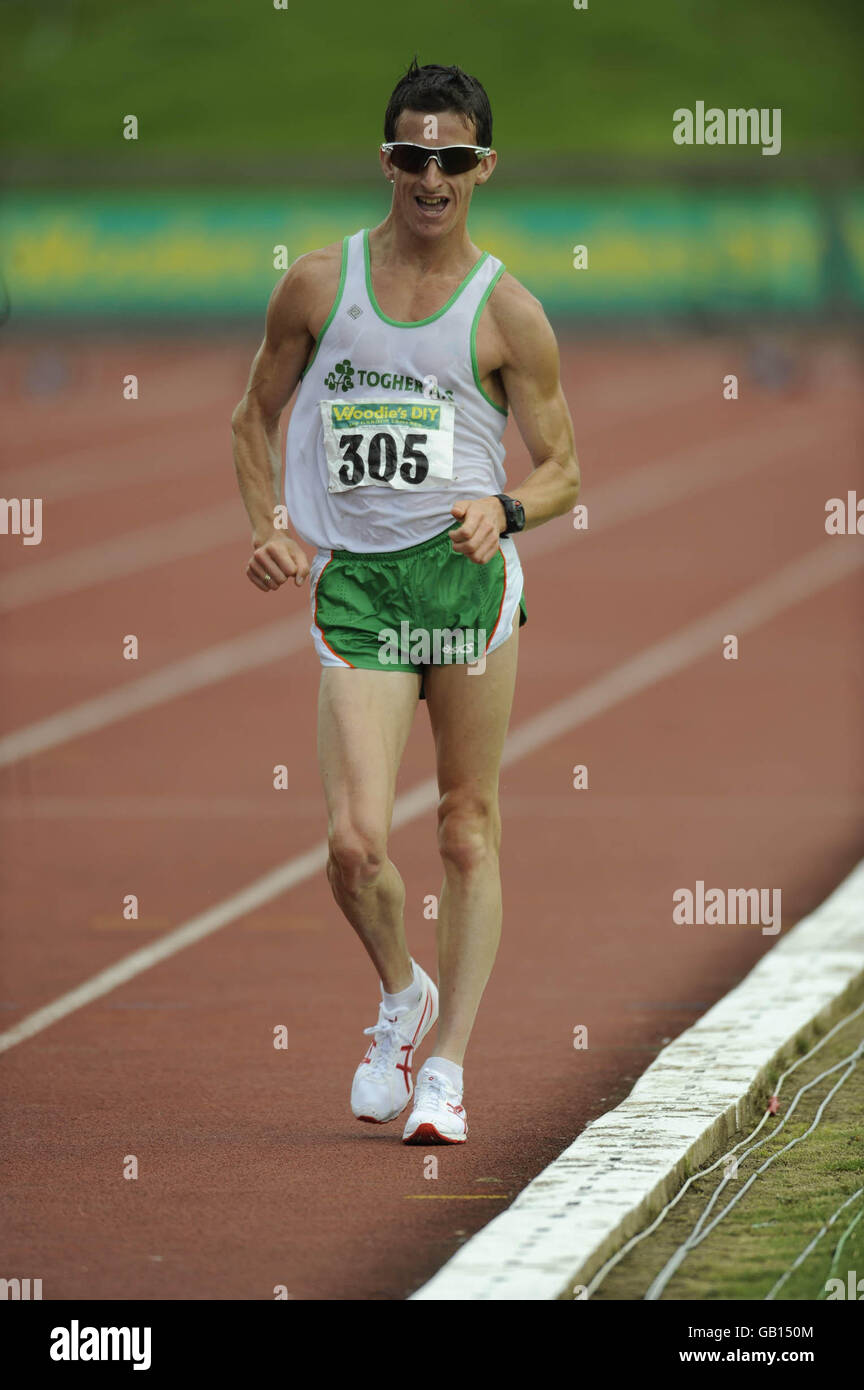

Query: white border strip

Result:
[411,860,864,1300]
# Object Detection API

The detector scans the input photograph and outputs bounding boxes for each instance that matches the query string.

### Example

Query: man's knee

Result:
[437,790,500,875]
[328,821,387,893]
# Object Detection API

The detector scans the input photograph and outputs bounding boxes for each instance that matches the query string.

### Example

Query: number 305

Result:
[337,432,429,486]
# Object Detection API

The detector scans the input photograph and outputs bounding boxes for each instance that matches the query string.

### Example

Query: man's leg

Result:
[318,666,420,991]
[423,626,519,1064]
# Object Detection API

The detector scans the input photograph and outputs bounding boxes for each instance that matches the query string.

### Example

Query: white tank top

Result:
[284,228,508,552]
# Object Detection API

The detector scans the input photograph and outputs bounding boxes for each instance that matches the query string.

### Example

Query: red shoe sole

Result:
[403,1121,466,1145]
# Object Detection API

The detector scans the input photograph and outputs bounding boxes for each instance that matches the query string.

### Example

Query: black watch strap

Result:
[496,493,526,536]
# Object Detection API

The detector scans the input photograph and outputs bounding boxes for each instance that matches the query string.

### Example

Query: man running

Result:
[232,59,579,1144]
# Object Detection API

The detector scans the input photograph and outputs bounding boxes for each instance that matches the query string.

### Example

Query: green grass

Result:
[590,994,864,1301]
[3,0,862,160]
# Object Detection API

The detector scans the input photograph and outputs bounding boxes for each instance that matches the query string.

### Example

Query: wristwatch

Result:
[495,493,526,536]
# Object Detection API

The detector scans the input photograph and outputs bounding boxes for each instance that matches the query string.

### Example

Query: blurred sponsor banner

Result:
[2,189,861,319]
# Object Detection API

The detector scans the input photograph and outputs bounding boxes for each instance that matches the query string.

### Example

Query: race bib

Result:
[319,398,455,493]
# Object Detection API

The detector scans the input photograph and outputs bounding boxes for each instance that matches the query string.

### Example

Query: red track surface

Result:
[1,332,862,1300]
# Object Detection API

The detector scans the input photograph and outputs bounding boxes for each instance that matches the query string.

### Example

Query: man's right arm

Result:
[231,245,340,592]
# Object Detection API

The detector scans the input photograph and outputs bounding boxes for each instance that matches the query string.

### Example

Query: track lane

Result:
[0,334,861,1300]
[2,402,859,1023]
[0,565,860,1298]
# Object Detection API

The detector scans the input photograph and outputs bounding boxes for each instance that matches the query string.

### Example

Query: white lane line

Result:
[411,861,864,1301]
[0,406,225,503]
[0,351,708,504]
[0,401,827,613]
[501,540,864,768]
[519,412,830,561]
[0,415,825,767]
[0,843,331,1055]
[0,500,242,612]
[0,794,323,819]
[1,539,860,1055]
[0,614,310,769]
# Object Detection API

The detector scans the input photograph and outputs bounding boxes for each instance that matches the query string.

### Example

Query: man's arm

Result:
[231,245,339,591]
[450,275,580,564]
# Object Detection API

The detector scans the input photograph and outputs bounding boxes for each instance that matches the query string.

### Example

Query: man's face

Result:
[381,108,496,238]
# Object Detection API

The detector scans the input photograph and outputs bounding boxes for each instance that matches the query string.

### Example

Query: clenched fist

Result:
[246,534,310,593]
[449,497,507,565]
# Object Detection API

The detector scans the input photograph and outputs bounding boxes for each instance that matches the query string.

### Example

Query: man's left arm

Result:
[450,286,580,563]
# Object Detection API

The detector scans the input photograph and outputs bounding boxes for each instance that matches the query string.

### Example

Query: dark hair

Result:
[384,58,492,147]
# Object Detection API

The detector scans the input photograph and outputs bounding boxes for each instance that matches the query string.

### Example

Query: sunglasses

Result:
[380,142,492,175]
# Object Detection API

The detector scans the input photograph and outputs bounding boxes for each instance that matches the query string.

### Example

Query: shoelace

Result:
[415,1070,449,1111]
[362,1014,405,1077]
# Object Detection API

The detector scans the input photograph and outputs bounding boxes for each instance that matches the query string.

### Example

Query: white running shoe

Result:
[402,1065,468,1145]
[351,966,438,1124]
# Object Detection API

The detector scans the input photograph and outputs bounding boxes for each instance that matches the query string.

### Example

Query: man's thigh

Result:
[423,626,519,799]
[318,667,422,833]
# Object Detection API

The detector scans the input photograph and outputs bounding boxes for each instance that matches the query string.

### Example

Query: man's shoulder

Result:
[486,269,546,326]
[267,239,346,335]
[296,239,346,274]
[277,239,345,295]
[483,269,555,361]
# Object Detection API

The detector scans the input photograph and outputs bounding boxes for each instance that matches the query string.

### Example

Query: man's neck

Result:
[370,215,478,276]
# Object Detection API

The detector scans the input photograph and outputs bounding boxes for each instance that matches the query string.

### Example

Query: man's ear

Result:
[475,151,497,185]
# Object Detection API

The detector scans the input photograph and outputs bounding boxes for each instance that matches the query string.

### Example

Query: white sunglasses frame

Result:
[380,141,493,171]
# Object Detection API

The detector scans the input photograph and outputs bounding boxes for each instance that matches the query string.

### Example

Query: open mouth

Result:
[415,195,450,217]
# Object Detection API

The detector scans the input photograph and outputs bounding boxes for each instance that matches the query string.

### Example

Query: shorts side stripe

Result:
[485,547,508,651]
[312,554,354,668]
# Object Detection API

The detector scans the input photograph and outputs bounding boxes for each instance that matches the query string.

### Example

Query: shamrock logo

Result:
[324,358,355,392]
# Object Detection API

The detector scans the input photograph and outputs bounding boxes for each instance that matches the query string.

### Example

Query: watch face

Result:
[498,495,524,534]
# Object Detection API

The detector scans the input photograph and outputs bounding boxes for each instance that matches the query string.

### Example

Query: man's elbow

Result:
[231,398,251,437]
[560,453,581,511]
[232,395,279,439]
[569,455,581,504]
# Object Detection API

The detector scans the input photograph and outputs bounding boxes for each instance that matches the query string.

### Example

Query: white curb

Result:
[411,860,864,1300]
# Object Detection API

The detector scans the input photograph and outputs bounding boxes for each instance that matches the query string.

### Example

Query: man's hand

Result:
[450,498,506,565]
[246,534,310,592]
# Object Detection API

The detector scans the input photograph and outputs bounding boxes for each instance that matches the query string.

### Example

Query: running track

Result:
[0,332,861,1300]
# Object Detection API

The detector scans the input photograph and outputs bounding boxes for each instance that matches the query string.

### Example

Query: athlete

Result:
[232,60,579,1144]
